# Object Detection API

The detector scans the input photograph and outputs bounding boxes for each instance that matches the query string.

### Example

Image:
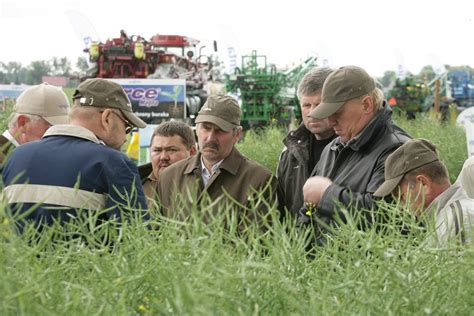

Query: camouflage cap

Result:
[72,78,146,128]
[309,65,375,119]
[195,95,241,131]
[373,138,439,197]
[14,83,69,125]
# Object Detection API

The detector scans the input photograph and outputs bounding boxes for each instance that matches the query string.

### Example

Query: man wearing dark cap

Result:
[300,65,411,243]
[2,78,149,232]
[374,138,474,245]
[0,83,69,163]
[155,95,275,227]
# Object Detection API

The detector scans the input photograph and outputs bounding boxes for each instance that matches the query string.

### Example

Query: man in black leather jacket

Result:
[276,67,335,217]
[301,66,411,242]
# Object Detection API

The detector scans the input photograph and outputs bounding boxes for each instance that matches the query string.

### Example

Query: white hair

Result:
[8,113,44,129]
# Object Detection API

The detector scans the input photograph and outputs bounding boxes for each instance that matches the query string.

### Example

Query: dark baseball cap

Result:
[72,78,146,128]
[309,65,376,119]
[373,139,439,197]
[195,95,241,131]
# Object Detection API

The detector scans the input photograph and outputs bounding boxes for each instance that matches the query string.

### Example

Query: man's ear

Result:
[99,109,112,131]
[361,95,374,113]
[16,115,28,129]
[416,174,431,194]
[189,144,197,156]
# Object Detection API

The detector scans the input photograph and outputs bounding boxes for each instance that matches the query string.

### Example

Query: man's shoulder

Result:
[160,155,197,178]
[239,155,272,177]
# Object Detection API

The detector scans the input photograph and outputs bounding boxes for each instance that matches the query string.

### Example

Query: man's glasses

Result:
[101,110,134,134]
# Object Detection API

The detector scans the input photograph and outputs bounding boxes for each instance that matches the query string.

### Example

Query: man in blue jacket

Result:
[3,79,149,232]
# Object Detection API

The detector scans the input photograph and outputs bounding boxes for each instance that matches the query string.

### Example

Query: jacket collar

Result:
[44,124,104,145]
[184,147,243,176]
[425,182,467,218]
[283,123,313,147]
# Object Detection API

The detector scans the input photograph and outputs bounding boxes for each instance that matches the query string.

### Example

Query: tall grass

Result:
[1,195,473,315]
[394,112,467,182]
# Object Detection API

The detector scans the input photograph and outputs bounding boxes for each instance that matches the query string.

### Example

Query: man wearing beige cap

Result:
[3,78,149,232]
[374,138,474,245]
[156,95,275,227]
[0,83,69,163]
[300,65,411,244]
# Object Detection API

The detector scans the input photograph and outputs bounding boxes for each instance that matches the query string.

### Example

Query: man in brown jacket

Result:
[155,95,276,227]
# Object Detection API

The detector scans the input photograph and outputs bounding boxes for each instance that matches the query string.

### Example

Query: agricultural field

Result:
[1,112,473,315]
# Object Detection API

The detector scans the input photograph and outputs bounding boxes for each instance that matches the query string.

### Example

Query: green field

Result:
[1,112,473,315]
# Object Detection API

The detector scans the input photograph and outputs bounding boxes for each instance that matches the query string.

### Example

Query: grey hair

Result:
[297,67,334,100]
[8,113,43,129]
[369,87,385,111]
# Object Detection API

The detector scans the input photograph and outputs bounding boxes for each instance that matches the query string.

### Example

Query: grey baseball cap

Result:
[309,65,376,119]
[72,78,146,128]
[195,95,241,131]
[14,83,69,125]
[373,139,439,197]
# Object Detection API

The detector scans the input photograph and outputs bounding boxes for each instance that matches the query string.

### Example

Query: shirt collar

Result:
[2,130,19,147]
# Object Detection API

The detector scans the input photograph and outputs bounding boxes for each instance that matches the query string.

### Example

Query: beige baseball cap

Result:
[195,95,241,131]
[309,65,376,119]
[14,83,69,125]
[72,78,146,128]
[373,139,439,197]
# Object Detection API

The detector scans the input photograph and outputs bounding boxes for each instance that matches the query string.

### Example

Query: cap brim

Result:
[43,115,69,126]
[122,110,147,128]
[195,114,235,132]
[309,101,345,119]
[373,174,404,198]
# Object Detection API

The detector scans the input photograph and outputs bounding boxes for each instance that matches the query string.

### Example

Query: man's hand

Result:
[303,176,333,205]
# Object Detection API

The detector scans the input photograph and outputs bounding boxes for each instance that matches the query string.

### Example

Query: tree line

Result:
[0,57,89,87]
[1,56,474,89]
[379,65,474,88]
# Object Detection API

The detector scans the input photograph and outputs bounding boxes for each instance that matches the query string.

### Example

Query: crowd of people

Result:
[1,66,473,246]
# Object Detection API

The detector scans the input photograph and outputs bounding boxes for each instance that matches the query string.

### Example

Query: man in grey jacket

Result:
[374,138,474,246]
[276,67,335,217]
[301,66,411,242]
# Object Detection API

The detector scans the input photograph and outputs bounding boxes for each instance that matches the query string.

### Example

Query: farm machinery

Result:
[225,50,318,129]
[83,30,221,121]
[388,69,474,119]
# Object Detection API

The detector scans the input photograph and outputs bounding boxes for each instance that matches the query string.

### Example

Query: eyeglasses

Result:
[100,109,134,134]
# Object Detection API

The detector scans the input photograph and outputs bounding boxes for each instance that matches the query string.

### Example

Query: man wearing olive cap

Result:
[156,95,276,228]
[3,78,149,232]
[374,138,474,245]
[300,65,411,244]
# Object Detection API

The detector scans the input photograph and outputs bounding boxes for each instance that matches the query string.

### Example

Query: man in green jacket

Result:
[155,95,276,228]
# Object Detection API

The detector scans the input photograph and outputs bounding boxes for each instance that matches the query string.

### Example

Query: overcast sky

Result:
[1,0,473,77]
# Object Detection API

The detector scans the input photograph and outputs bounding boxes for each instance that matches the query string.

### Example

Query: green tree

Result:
[379,70,396,88]
[51,57,72,76]
[0,61,26,84]
[418,65,436,82]
[26,60,51,84]
[76,56,89,74]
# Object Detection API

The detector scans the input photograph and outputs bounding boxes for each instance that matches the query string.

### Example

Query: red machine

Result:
[85,30,211,80]
[83,30,218,117]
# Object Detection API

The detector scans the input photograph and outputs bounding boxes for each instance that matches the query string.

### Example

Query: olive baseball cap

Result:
[373,139,439,197]
[195,95,241,131]
[72,78,146,128]
[14,83,69,125]
[309,65,376,119]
